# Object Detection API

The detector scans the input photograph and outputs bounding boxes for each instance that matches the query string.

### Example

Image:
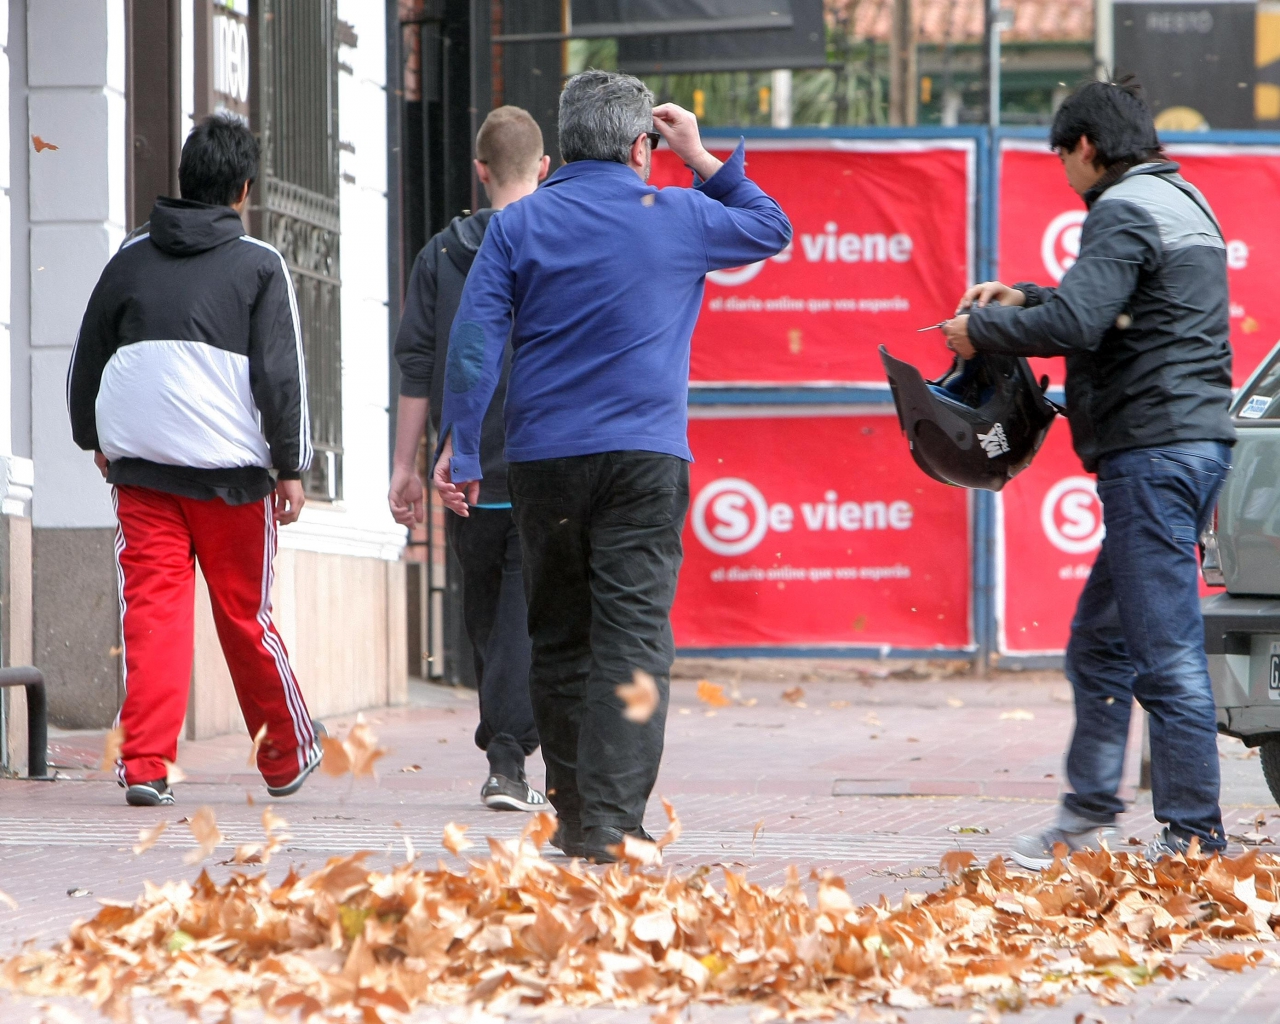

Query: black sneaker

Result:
[582,825,655,864]
[125,779,174,807]
[480,773,550,812]
[265,721,325,798]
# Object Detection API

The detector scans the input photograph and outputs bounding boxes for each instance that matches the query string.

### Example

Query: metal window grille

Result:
[256,0,343,500]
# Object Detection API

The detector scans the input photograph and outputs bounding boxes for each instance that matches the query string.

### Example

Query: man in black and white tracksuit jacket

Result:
[67,114,321,807]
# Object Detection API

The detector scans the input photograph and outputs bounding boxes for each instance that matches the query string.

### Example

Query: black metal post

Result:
[0,667,50,780]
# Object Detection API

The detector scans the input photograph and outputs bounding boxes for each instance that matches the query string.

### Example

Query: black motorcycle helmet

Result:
[879,345,1058,491]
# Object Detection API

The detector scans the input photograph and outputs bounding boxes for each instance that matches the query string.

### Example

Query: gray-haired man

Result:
[434,71,792,861]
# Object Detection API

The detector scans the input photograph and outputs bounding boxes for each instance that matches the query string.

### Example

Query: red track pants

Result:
[112,485,316,787]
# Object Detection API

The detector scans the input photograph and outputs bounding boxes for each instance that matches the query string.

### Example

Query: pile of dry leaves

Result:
[4,816,1280,1022]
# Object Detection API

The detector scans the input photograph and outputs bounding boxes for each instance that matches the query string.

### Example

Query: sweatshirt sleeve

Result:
[693,139,792,272]
[437,216,515,482]
[968,200,1159,358]
[66,267,119,452]
[248,253,313,478]
[394,248,437,399]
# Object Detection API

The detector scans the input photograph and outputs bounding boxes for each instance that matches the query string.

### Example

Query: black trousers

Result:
[446,507,539,778]
[508,451,690,831]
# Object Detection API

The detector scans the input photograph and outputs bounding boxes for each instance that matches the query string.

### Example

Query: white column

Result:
[25,0,124,528]
[770,69,792,129]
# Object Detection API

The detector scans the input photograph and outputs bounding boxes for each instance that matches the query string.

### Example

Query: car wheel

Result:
[1262,737,1280,807]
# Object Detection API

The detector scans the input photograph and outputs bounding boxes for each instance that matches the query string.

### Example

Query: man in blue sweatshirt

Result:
[434,70,791,861]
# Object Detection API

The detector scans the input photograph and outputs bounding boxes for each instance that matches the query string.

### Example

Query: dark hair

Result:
[1049,78,1163,169]
[178,114,259,206]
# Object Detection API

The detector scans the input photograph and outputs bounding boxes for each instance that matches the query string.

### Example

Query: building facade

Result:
[1,0,406,773]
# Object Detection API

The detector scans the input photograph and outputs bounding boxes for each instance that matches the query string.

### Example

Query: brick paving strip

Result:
[1,664,1278,1022]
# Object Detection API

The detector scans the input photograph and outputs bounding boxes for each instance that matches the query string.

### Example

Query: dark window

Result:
[255,0,344,500]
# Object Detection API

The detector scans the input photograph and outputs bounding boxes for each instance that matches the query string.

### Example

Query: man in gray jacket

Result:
[389,106,549,813]
[942,80,1235,867]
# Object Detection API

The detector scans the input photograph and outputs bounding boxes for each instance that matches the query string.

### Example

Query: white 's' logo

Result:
[977,423,1010,458]
[692,478,770,556]
[1041,210,1087,283]
[1041,476,1105,554]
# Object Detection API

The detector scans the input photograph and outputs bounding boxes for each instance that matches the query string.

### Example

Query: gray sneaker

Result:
[1010,824,1118,870]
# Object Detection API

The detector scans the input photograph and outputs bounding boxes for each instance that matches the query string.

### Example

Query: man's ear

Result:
[474,159,492,187]
[537,154,550,181]
[237,180,251,204]
[1079,135,1100,168]
[629,133,647,170]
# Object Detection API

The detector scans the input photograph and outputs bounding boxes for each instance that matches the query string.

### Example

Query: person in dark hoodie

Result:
[67,114,321,807]
[389,105,550,812]
[941,80,1235,868]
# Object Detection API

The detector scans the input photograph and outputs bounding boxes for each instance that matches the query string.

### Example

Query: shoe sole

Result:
[483,793,548,812]
[265,722,325,798]
[125,787,174,807]
[1009,850,1053,871]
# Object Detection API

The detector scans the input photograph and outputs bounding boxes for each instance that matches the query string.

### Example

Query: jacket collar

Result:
[544,159,647,188]
[1084,159,1181,207]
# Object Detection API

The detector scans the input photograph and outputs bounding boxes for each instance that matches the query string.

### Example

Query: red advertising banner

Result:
[672,411,972,650]
[651,140,973,384]
[998,419,1215,655]
[998,420,1099,654]
[998,141,1280,386]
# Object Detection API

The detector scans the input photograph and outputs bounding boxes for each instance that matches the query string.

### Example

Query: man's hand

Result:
[93,451,109,480]
[959,281,1025,310]
[388,468,426,528]
[942,315,976,360]
[274,479,305,525]
[653,102,722,181]
[432,433,479,517]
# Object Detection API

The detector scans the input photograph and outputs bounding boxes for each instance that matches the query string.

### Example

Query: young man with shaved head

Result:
[390,105,551,814]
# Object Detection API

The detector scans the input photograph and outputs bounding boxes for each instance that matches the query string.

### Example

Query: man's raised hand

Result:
[652,102,722,181]
[432,433,479,517]
[959,281,1026,310]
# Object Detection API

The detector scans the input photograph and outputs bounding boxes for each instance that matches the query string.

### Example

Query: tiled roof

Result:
[825,0,1094,44]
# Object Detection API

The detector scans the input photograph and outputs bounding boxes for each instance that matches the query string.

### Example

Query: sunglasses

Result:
[643,131,661,150]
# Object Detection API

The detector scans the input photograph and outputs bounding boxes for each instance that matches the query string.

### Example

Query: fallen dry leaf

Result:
[939,849,976,876]
[781,685,805,705]
[751,818,765,855]
[1205,950,1265,971]
[163,759,187,784]
[7,822,1280,1021]
[829,699,850,709]
[246,723,268,768]
[999,709,1035,721]
[31,135,58,152]
[655,797,682,850]
[345,714,387,778]
[522,811,559,850]
[99,726,123,772]
[400,764,422,773]
[132,821,168,855]
[183,806,222,865]
[946,697,964,708]
[617,669,659,724]
[0,888,16,910]
[320,733,351,776]
[695,679,732,708]
[442,822,473,854]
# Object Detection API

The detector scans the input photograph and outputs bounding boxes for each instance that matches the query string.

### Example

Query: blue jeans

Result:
[1060,441,1231,850]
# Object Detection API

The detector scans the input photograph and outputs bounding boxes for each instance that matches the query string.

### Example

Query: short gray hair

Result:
[559,70,654,164]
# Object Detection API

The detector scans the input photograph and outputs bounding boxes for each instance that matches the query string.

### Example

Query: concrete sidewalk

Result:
[1,661,1278,1022]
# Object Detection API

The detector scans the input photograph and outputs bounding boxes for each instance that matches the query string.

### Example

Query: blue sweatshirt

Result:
[440,140,792,481]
